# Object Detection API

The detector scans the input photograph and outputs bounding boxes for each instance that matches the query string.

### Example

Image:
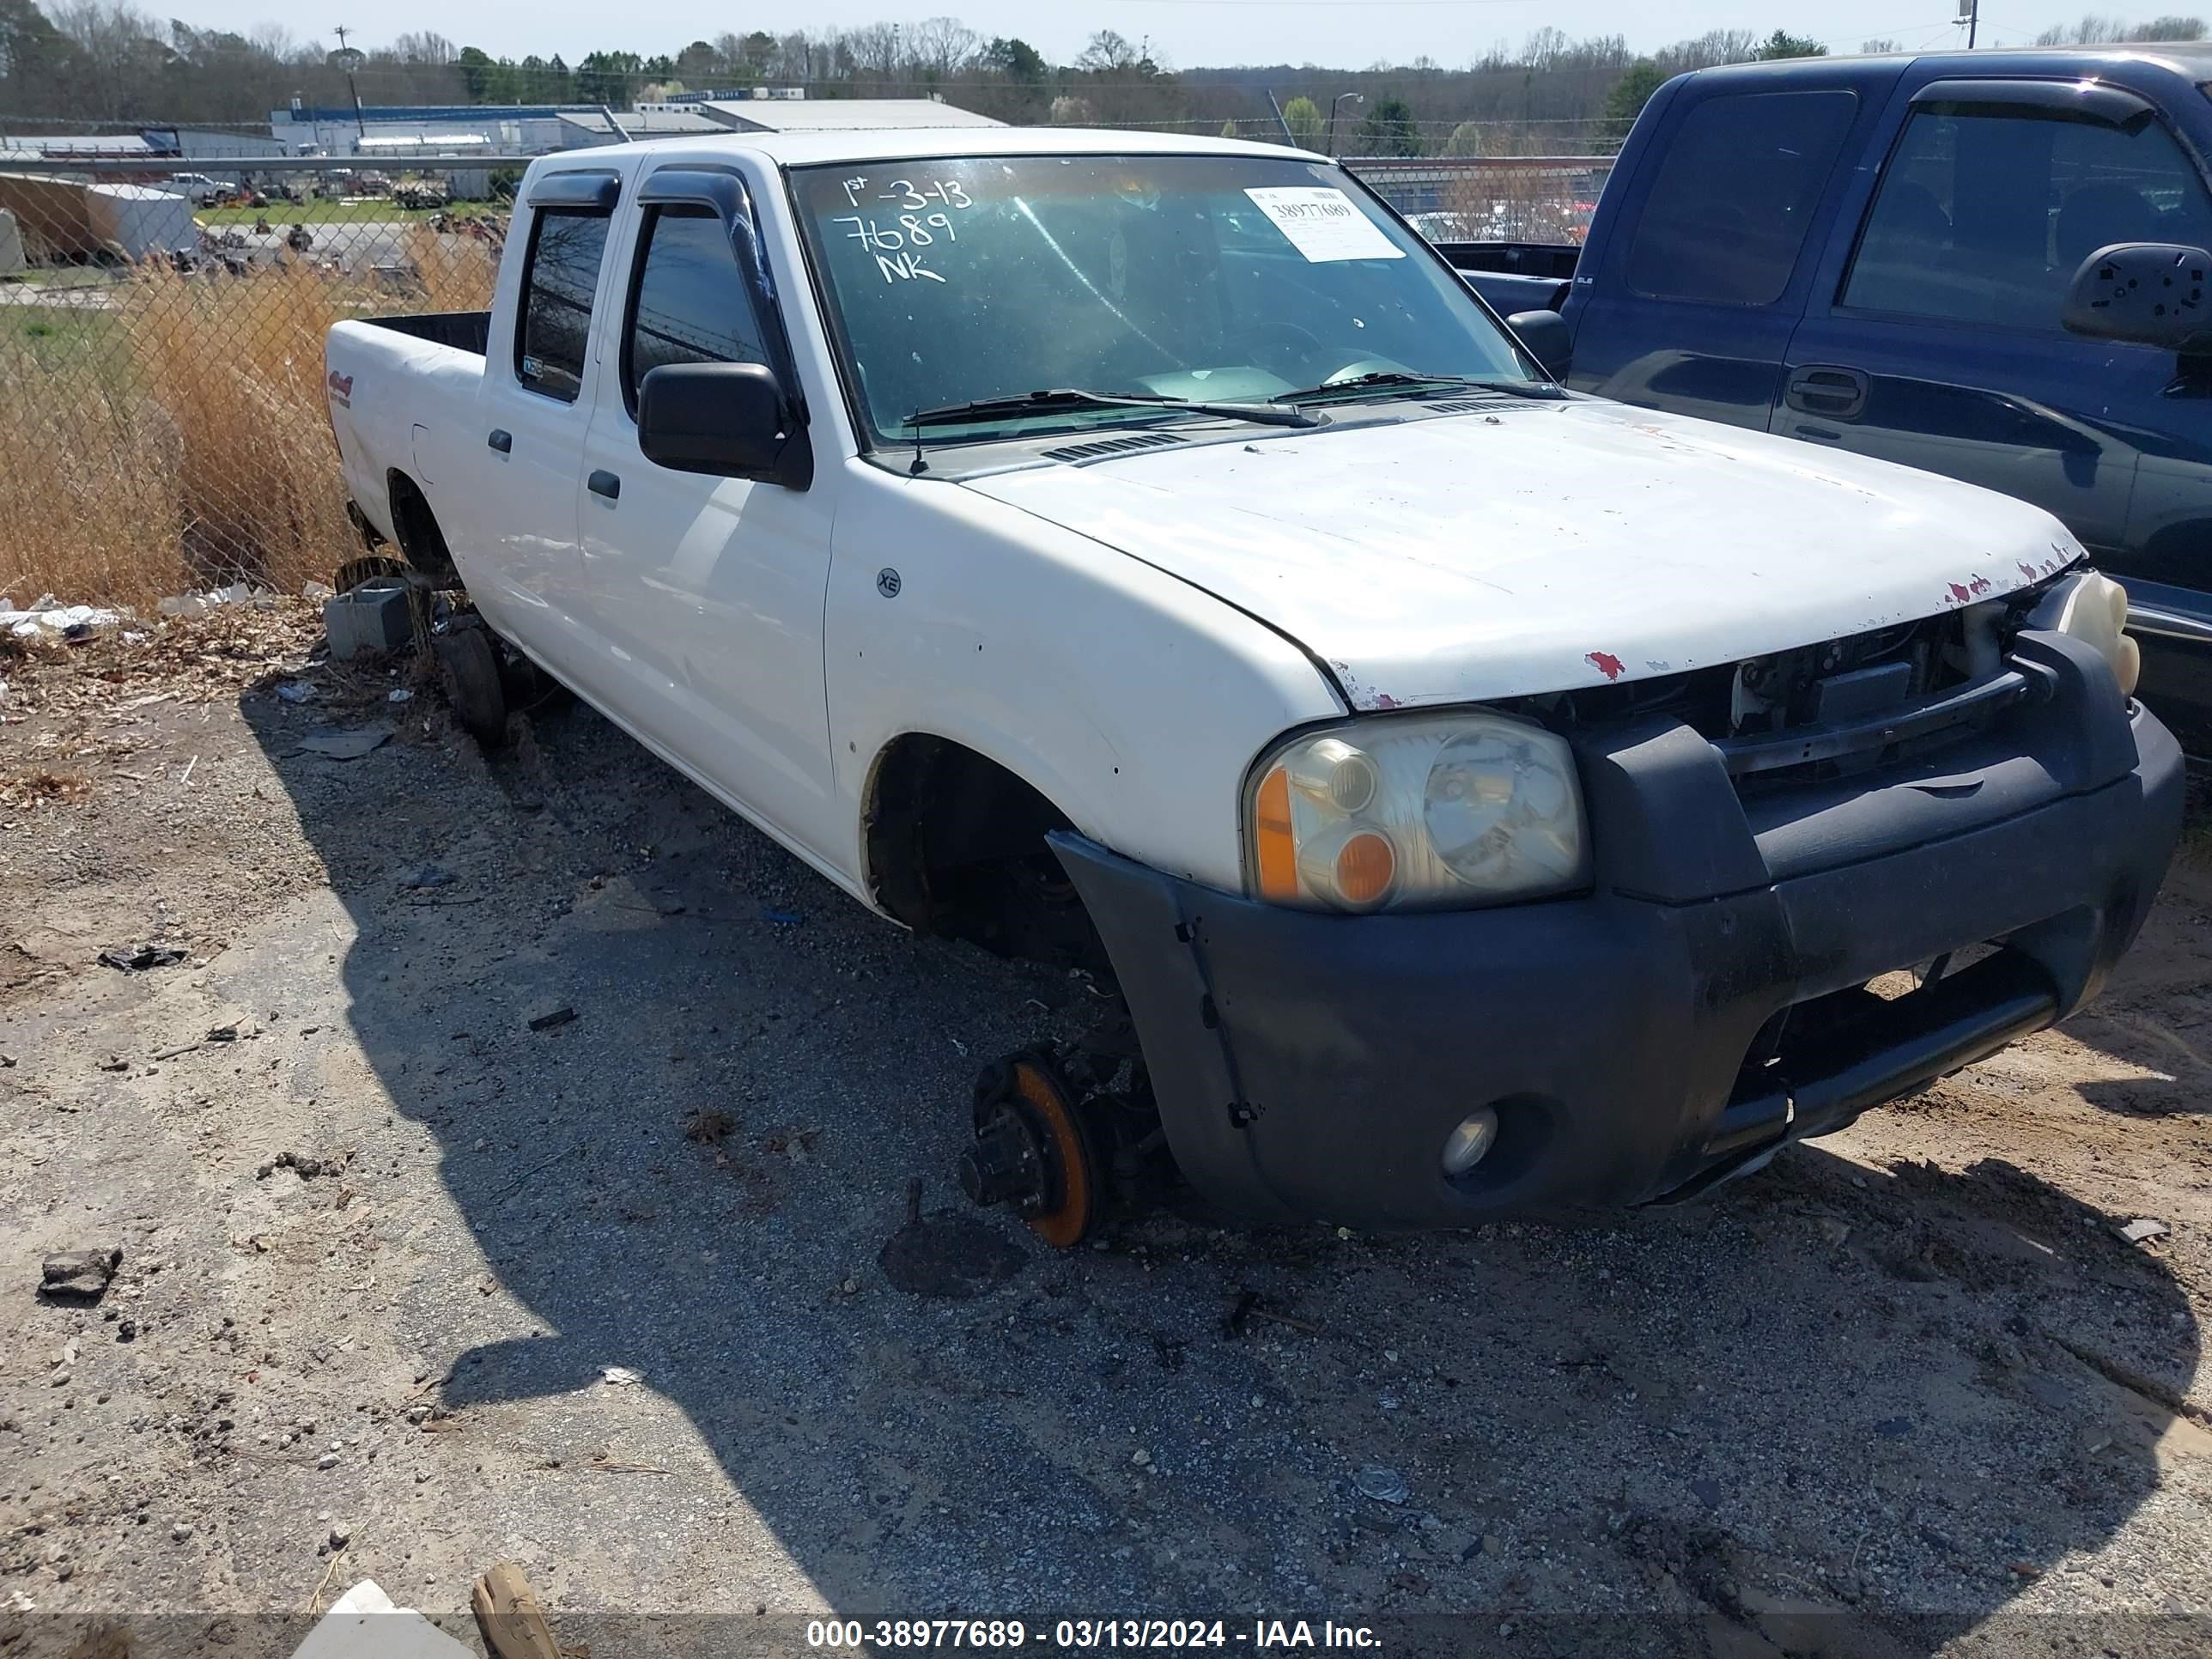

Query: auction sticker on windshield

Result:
[1243,187,1405,263]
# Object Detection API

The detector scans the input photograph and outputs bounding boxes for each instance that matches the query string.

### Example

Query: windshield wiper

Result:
[1279,372,1567,404]
[904,386,1319,432]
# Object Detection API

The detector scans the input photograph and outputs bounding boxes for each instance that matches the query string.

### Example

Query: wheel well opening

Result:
[385,471,459,586]
[866,736,1107,973]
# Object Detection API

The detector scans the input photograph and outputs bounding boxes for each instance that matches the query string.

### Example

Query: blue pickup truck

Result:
[1450,46,2212,752]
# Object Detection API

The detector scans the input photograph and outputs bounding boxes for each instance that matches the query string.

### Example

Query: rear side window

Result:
[514,208,612,401]
[1626,90,1859,306]
[622,205,770,411]
[1842,106,2212,330]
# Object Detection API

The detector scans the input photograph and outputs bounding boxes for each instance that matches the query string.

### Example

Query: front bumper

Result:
[1053,632,2186,1231]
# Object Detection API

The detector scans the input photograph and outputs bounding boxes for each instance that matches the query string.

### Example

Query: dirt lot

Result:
[2,605,2209,1658]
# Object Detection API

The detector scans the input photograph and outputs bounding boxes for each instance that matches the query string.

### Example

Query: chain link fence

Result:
[1347,154,1613,242]
[0,155,505,607]
[0,146,1610,607]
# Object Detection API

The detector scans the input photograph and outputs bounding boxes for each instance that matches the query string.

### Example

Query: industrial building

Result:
[264,92,999,164]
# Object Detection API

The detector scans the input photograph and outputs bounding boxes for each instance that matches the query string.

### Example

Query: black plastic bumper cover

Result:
[1051,633,2186,1230]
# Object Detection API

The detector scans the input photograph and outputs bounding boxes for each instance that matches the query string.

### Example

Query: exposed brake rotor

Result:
[961,1049,1103,1248]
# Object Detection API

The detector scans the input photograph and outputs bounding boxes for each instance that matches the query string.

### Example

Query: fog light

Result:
[1442,1107,1499,1176]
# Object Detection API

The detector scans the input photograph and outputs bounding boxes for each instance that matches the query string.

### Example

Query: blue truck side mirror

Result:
[2062,241,2212,354]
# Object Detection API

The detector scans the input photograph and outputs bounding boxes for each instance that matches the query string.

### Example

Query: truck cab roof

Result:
[534,125,1322,172]
[1680,40,2212,85]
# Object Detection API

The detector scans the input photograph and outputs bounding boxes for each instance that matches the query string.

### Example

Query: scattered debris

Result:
[762,907,804,926]
[1356,1466,1409,1505]
[1224,1289,1262,1338]
[157,583,275,619]
[585,1450,673,1474]
[399,865,456,890]
[599,1365,644,1387]
[471,1560,563,1659]
[2,597,123,642]
[2116,1218,2172,1245]
[683,1108,734,1144]
[276,680,319,704]
[296,725,394,762]
[40,1246,122,1302]
[526,1007,577,1033]
[295,1579,477,1659]
[878,1176,1025,1299]
[388,687,415,703]
[258,1150,353,1180]
[301,580,336,602]
[1224,1289,1323,1337]
[0,768,90,806]
[98,943,187,973]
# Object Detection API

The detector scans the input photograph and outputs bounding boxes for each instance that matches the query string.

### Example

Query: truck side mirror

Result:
[1505,309,1571,382]
[2062,242,2212,353]
[636,362,813,491]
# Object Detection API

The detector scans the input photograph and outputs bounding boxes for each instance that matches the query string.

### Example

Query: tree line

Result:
[0,2,2204,152]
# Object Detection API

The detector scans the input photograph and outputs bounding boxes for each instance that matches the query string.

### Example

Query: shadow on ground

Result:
[229,687,2207,1658]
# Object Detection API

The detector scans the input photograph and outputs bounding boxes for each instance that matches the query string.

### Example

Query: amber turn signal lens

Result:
[1254,766,1299,902]
[1334,830,1397,907]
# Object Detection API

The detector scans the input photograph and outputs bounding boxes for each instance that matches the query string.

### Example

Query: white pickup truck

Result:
[326,128,2184,1243]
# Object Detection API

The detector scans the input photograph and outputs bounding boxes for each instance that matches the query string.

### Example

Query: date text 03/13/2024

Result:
[805,1620,1383,1650]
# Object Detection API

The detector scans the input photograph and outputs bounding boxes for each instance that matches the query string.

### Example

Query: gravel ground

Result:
[1,608,2209,1658]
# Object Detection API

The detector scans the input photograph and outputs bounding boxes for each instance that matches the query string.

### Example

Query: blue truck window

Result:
[622,204,772,412]
[1625,90,1858,307]
[1844,104,2212,329]
[514,208,612,403]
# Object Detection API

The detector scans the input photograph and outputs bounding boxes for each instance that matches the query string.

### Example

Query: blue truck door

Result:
[1565,71,1881,430]
[1776,75,2212,562]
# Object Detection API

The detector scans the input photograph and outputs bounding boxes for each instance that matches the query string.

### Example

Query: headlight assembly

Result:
[1246,710,1590,912]
[2029,570,2140,699]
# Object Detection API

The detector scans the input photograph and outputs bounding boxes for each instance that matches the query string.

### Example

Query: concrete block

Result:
[324,577,412,660]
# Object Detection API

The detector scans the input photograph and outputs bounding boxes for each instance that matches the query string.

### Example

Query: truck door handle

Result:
[1785,366,1870,421]
[587,469,621,501]
[487,428,511,453]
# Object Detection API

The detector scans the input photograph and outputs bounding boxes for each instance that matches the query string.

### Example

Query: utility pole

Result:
[1959,0,1979,47]
[331,25,366,138]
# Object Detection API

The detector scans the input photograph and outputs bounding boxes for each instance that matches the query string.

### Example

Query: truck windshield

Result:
[789,153,1533,447]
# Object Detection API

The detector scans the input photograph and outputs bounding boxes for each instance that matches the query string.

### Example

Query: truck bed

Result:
[1434,241,1577,317]
[361,310,491,356]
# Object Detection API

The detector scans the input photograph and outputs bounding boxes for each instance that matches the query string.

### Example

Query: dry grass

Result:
[0,225,498,611]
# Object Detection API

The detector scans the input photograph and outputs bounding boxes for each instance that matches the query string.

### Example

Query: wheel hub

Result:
[964,1051,1099,1247]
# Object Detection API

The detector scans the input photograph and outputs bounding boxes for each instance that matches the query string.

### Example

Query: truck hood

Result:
[959,398,2079,709]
